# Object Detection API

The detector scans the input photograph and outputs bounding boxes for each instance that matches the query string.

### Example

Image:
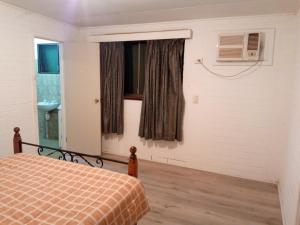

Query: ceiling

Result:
[1,0,299,27]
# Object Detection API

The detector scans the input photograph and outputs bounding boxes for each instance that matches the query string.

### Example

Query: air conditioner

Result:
[217,32,261,62]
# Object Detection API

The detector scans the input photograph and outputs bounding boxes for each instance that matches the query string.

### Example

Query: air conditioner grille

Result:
[219,48,243,59]
[219,35,244,46]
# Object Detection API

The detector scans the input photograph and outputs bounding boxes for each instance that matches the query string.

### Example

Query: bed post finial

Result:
[128,146,138,178]
[13,127,22,154]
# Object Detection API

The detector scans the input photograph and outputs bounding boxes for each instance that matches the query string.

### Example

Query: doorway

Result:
[34,38,63,149]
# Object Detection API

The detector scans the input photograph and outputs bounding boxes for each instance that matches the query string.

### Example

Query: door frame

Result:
[297,188,300,225]
[59,42,67,148]
[31,36,66,148]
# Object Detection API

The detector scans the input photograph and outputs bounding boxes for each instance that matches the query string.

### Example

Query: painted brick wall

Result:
[0,2,80,156]
[85,14,297,183]
[279,10,300,225]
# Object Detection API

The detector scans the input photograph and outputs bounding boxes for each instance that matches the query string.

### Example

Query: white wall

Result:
[84,14,297,183]
[279,10,300,225]
[0,2,80,156]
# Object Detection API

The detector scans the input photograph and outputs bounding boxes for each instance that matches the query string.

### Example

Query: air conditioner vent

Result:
[219,35,244,46]
[219,48,243,59]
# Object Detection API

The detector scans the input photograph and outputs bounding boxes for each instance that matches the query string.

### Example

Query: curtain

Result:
[139,39,185,141]
[100,42,124,134]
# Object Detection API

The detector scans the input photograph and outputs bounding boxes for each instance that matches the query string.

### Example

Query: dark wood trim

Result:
[124,94,143,101]
[128,146,138,178]
[13,127,22,154]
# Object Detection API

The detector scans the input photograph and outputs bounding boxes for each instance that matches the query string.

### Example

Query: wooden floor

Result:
[103,154,283,225]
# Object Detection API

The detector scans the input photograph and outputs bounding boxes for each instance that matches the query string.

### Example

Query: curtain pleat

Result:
[139,39,185,141]
[100,42,124,134]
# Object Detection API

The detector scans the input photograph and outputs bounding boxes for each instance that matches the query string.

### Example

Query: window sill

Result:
[124,94,143,101]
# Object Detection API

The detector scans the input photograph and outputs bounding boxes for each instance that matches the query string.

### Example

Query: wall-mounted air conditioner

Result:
[217,32,261,62]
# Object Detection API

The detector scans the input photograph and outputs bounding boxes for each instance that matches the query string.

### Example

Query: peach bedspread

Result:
[0,153,149,225]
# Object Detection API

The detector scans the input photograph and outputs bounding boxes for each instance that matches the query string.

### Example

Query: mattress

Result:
[0,153,149,225]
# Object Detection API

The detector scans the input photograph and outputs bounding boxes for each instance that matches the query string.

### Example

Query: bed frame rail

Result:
[13,127,138,178]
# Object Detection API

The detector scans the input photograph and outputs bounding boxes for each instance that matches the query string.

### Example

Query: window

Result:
[38,44,60,74]
[124,41,146,100]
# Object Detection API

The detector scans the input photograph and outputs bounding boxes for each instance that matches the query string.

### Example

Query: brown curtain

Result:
[100,42,124,134]
[139,39,185,141]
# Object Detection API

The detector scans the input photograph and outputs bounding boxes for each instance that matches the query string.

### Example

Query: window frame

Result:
[37,43,60,74]
[124,41,146,101]
[124,94,143,101]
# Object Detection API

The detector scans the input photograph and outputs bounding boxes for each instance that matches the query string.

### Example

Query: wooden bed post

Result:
[128,146,138,178]
[13,127,22,154]
[128,146,138,225]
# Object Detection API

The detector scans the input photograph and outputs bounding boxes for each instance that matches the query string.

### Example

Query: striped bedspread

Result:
[0,153,149,225]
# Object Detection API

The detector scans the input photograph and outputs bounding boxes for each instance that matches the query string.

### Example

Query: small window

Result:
[124,41,146,100]
[38,44,60,74]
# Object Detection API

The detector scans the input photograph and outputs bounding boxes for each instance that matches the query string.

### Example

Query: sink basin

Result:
[38,101,60,112]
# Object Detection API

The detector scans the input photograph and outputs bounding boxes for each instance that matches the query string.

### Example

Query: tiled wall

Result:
[36,72,61,140]
[36,73,61,103]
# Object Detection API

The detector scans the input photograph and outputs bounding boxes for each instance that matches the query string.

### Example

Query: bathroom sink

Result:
[37,101,59,112]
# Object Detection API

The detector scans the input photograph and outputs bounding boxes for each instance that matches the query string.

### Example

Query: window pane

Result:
[124,41,146,99]
[38,44,60,74]
[124,43,139,95]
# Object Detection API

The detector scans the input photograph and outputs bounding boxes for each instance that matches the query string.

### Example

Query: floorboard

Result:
[102,154,282,225]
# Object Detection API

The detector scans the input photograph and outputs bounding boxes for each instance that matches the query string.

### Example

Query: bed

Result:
[0,127,149,225]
